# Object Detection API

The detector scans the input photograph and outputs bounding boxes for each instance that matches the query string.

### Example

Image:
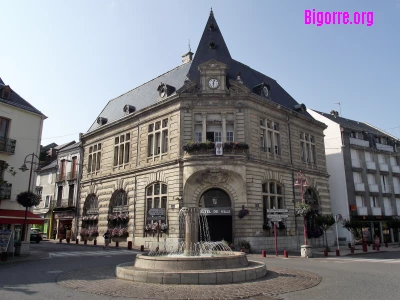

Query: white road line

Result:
[322,257,400,264]
[48,250,138,258]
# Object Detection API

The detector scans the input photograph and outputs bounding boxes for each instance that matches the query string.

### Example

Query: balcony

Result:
[366,161,376,170]
[67,172,77,181]
[183,142,249,156]
[376,143,394,152]
[354,183,365,192]
[350,137,369,147]
[357,206,368,215]
[0,137,16,154]
[371,207,382,216]
[351,159,362,168]
[379,163,389,172]
[56,174,65,183]
[391,165,400,174]
[0,183,12,199]
[369,184,379,193]
[55,198,75,208]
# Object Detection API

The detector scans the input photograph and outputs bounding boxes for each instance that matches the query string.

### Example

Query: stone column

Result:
[201,113,207,142]
[221,113,226,142]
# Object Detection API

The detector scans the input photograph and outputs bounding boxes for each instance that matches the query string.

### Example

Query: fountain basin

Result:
[134,252,249,270]
[116,260,267,284]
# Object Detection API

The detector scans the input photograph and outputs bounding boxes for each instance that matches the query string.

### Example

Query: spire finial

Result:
[210,7,213,16]
[188,39,191,52]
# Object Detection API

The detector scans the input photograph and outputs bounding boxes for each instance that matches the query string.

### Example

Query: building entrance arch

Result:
[199,188,232,243]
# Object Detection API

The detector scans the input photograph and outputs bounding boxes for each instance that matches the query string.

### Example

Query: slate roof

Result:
[87,10,311,133]
[58,141,81,153]
[312,110,400,141]
[54,141,76,151]
[0,81,45,116]
[39,159,57,172]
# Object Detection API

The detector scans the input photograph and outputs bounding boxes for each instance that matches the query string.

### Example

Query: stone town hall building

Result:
[79,11,332,251]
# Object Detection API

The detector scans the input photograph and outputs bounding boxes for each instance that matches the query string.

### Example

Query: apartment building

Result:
[309,109,400,244]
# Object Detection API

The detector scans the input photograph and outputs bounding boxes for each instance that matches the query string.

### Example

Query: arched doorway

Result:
[199,188,232,242]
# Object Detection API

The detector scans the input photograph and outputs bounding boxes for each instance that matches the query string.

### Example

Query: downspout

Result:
[287,116,299,250]
[133,121,140,240]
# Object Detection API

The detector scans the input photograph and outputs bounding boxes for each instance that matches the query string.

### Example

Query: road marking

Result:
[321,257,400,264]
[48,250,139,258]
[47,270,63,274]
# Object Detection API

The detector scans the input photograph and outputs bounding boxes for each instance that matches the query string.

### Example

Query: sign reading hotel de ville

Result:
[200,207,232,216]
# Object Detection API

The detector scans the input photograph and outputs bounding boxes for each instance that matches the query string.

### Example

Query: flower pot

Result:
[112,237,127,243]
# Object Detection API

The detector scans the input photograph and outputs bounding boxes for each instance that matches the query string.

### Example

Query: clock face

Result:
[263,86,269,97]
[208,78,219,89]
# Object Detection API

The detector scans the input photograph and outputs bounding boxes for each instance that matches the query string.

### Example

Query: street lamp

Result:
[294,170,309,246]
[19,153,41,241]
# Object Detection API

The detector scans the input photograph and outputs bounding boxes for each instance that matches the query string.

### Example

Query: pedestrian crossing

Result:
[320,257,400,264]
[47,249,139,258]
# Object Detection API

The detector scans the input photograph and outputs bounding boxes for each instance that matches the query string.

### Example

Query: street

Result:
[1,241,400,300]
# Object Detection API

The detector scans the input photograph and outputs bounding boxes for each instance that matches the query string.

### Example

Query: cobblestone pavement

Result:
[56,266,321,299]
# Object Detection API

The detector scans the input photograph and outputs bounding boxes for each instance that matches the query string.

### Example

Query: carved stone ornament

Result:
[181,83,201,95]
[200,169,230,186]
[228,79,250,95]
[116,178,124,190]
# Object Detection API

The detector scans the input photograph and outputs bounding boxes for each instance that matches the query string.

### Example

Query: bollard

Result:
[348,242,351,249]
[94,240,97,246]
[283,250,288,258]
[128,241,132,250]
[363,243,368,252]
[84,239,87,245]
[350,247,354,254]
[76,239,79,244]
[116,241,119,248]
[66,238,70,244]
[336,249,340,256]
[323,249,328,257]
[385,242,388,248]
[140,245,144,252]
[59,238,62,243]
[1,252,7,262]
[261,250,266,257]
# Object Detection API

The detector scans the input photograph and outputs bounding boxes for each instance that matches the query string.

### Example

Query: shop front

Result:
[53,210,76,241]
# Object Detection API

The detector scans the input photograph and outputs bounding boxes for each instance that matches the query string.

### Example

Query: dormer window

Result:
[253,82,270,98]
[97,117,108,125]
[1,86,12,100]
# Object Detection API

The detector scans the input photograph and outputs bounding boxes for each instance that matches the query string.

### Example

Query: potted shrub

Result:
[238,239,251,253]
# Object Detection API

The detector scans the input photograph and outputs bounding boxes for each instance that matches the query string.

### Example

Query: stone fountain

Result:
[116,207,267,284]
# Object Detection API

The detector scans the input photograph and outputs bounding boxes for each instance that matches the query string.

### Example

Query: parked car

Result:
[30,229,43,243]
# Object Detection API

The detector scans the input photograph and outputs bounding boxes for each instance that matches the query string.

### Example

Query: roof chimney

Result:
[330,110,339,117]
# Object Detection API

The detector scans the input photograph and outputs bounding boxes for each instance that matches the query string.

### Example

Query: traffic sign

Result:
[267,214,289,218]
[148,208,166,216]
[267,209,289,213]
[147,216,166,221]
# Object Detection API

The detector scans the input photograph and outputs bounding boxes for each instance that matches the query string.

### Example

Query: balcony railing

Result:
[183,142,249,156]
[366,161,376,170]
[354,183,365,192]
[55,198,75,208]
[67,172,77,181]
[350,137,369,147]
[357,206,368,215]
[0,137,16,154]
[371,207,382,216]
[56,174,65,182]
[379,163,389,172]
[369,184,379,193]
[0,183,12,199]
[376,143,394,152]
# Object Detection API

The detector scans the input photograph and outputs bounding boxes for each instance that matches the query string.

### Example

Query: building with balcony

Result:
[53,142,82,240]
[79,11,332,251]
[0,77,46,251]
[308,109,400,245]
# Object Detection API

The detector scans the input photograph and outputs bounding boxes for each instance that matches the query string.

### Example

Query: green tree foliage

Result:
[315,214,335,250]
[342,218,364,244]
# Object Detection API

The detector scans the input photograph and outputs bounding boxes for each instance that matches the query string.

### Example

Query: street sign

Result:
[267,209,289,213]
[147,216,166,221]
[148,208,166,216]
[267,214,289,218]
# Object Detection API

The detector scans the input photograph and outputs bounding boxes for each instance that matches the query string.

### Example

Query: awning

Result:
[0,209,44,224]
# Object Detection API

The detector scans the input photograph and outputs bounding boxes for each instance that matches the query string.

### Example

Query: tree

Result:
[342,218,364,246]
[315,214,335,251]
[0,162,16,184]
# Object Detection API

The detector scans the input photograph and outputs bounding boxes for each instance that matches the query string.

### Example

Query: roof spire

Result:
[188,39,191,52]
[210,7,213,16]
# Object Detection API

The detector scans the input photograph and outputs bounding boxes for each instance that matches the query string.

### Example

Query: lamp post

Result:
[19,153,41,241]
[294,170,312,257]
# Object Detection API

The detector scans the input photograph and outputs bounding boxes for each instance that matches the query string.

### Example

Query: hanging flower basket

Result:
[295,202,312,217]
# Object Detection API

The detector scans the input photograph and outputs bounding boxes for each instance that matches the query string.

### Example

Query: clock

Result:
[208,78,219,89]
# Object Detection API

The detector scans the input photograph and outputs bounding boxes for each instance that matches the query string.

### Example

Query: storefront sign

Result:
[200,207,232,216]
[54,212,75,219]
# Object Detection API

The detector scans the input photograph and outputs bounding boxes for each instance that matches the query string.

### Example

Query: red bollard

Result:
[128,241,132,250]
[84,239,87,245]
[283,250,288,258]
[76,239,79,244]
[385,242,388,248]
[336,249,340,256]
[363,243,368,252]
[323,249,328,257]
[59,239,62,243]
[261,250,266,257]
[140,245,144,252]
[350,247,354,254]
[115,241,119,248]
[94,240,97,246]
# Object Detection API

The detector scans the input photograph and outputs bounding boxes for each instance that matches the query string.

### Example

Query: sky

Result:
[1,0,400,146]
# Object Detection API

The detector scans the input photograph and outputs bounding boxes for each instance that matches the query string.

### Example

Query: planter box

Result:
[112,237,127,243]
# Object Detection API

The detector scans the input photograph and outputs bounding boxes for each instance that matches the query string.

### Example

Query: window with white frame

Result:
[367,174,376,185]
[381,175,389,193]
[193,113,234,142]
[44,195,51,208]
[260,118,280,155]
[146,183,167,224]
[356,195,365,207]
[383,197,391,215]
[390,156,398,166]
[353,172,362,183]
[114,133,130,166]
[87,143,101,173]
[365,151,374,162]
[370,196,379,207]
[148,119,168,157]
[300,132,316,163]
[351,149,360,167]
[396,198,400,214]
[378,154,387,165]
[262,182,284,224]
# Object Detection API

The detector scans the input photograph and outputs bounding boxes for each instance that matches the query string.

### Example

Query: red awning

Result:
[0,209,44,224]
